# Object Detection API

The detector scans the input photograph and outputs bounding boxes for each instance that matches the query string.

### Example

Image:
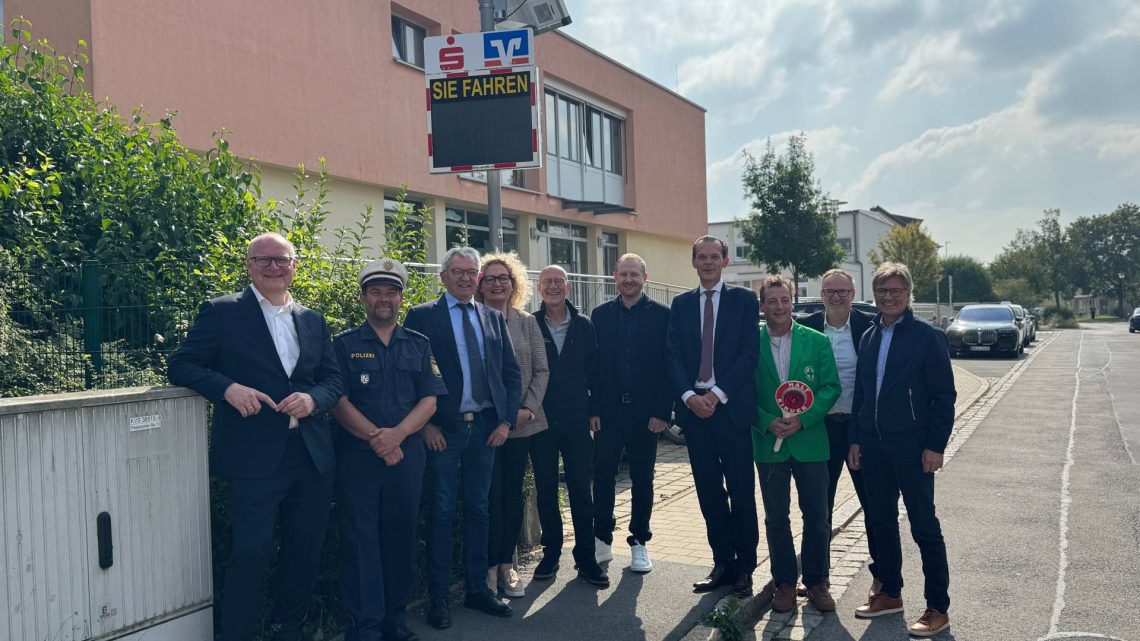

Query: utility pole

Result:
[479,0,504,251]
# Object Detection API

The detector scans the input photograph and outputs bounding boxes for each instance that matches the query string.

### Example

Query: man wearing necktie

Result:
[168,233,343,641]
[404,247,522,630]
[666,235,760,598]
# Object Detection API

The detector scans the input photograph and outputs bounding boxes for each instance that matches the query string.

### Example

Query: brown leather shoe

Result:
[805,582,836,612]
[908,608,950,637]
[771,583,796,613]
[868,578,883,600]
[854,592,904,618]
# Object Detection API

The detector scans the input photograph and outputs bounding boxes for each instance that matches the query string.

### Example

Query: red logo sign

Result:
[438,36,464,71]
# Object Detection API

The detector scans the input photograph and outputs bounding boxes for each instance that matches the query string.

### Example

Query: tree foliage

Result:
[917,255,995,303]
[738,134,843,300]
[990,209,1076,309]
[1068,202,1140,315]
[867,222,942,297]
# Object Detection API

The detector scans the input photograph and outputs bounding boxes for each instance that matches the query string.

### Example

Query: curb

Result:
[702,365,993,641]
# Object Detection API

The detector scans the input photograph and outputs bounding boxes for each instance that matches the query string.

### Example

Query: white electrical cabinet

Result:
[1,386,213,641]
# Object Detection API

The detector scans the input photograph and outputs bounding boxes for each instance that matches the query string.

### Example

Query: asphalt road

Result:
[807,323,1140,641]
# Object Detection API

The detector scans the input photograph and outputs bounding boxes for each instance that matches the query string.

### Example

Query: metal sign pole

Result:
[479,0,504,251]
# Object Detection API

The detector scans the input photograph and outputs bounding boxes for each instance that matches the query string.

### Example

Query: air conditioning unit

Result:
[494,0,572,35]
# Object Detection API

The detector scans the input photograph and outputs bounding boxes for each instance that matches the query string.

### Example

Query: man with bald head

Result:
[169,232,343,641]
[530,264,610,588]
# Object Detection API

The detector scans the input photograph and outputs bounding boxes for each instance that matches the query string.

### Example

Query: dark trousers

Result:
[861,438,950,612]
[683,409,758,573]
[593,406,658,546]
[825,414,878,578]
[221,430,334,641]
[336,436,426,641]
[757,459,830,587]
[487,435,532,566]
[426,414,496,597]
[531,425,597,565]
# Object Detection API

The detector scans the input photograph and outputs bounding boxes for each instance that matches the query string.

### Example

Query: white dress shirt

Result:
[682,281,729,405]
[824,316,857,414]
[251,285,301,426]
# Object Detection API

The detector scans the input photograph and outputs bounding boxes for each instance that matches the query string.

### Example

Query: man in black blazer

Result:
[168,232,343,641]
[590,253,672,574]
[403,246,521,629]
[797,269,878,592]
[667,235,760,598]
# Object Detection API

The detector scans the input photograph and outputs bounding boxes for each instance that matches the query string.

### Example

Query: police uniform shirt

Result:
[333,323,447,447]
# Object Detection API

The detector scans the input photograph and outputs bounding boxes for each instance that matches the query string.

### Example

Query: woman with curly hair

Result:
[476,251,549,598]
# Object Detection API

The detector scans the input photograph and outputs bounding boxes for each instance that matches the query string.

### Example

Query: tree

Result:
[738,134,843,301]
[990,228,1047,301]
[867,222,942,297]
[1035,208,1077,310]
[993,277,1037,307]
[917,255,995,303]
[1069,203,1140,316]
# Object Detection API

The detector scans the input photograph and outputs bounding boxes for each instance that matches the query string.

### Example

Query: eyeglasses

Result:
[448,269,479,279]
[873,287,910,297]
[248,255,294,268]
[541,279,567,287]
[482,274,512,285]
[821,288,853,298]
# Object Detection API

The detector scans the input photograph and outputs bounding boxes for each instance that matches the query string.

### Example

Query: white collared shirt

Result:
[824,315,857,414]
[251,284,300,377]
[682,281,729,405]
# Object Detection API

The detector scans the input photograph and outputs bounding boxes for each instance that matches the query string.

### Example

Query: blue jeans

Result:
[861,437,950,612]
[426,414,497,597]
[756,459,830,587]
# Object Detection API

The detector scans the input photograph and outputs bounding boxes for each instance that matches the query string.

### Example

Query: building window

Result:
[602,231,620,296]
[384,197,424,235]
[445,208,518,254]
[735,245,747,261]
[391,15,426,68]
[837,237,852,257]
[545,89,624,176]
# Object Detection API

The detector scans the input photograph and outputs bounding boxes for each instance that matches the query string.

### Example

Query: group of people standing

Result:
[168,231,956,641]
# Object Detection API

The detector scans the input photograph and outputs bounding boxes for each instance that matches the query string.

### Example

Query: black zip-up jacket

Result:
[534,301,599,430]
[849,308,957,453]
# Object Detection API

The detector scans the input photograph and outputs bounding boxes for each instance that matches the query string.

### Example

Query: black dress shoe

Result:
[575,561,611,588]
[533,555,559,580]
[427,597,451,630]
[464,588,513,617]
[693,564,737,592]
[384,626,420,641]
[732,572,753,598]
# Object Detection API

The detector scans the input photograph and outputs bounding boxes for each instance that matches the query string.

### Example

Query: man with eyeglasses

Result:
[797,269,880,597]
[168,232,343,641]
[404,247,521,628]
[846,262,956,637]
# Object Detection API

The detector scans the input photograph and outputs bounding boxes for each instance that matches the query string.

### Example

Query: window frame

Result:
[391,15,427,69]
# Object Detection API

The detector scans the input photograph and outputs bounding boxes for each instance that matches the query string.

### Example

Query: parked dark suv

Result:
[946,304,1023,357]
[1130,307,1140,334]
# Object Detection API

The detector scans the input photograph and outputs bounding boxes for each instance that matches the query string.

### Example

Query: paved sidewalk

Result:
[407,364,990,641]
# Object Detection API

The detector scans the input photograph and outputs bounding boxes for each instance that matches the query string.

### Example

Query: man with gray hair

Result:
[847,262,956,637]
[404,247,522,628]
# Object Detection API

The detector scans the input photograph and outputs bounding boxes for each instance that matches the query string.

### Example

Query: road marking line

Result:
[1048,330,1081,636]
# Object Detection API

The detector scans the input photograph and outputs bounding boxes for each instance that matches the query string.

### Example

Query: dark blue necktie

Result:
[461,303,491,406]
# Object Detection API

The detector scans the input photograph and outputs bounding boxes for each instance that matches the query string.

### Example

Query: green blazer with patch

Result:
[753,322,841,463]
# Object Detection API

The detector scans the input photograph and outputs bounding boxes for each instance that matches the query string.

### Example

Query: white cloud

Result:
[877,32,978,101]
[707,126,857,192]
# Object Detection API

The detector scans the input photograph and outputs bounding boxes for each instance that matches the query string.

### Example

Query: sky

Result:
[560,0,1140,262]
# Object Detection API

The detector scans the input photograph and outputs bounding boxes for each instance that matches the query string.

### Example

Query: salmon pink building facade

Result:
[11,0,709,284]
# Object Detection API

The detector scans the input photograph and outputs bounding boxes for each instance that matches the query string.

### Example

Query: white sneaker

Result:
[595,537,613,563]
[498,565,525,598]
[629,542,653,573]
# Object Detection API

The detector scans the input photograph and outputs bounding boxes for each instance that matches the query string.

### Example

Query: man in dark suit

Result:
[168,232,343,641]
[403,246,521,629]
[666,235,760,598]
[798,268,880,597]
[590,253,672,574]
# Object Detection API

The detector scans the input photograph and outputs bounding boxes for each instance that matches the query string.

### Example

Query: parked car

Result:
[1130,307,1140,334]
[946,304,1024,357]
[1010,304,1035,344]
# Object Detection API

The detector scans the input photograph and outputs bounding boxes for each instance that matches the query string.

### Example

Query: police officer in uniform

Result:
[332,259,447,641]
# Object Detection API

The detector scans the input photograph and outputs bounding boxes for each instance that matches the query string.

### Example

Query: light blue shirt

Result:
[445,292,488,412]
[875,319,898,400]
[824,317,858,414]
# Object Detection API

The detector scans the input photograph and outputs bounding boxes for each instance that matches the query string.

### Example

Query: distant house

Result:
[711,206,920,301]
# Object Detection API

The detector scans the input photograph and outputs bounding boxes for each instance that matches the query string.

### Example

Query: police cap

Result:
[358,258,407,290]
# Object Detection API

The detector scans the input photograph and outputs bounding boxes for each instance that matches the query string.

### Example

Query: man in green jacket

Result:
[754,275,841,613]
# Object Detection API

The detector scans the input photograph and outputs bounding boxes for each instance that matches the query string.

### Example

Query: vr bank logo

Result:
[483,30,530,66]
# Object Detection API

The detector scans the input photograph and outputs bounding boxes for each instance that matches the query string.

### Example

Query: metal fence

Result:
[1,259,691,396]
